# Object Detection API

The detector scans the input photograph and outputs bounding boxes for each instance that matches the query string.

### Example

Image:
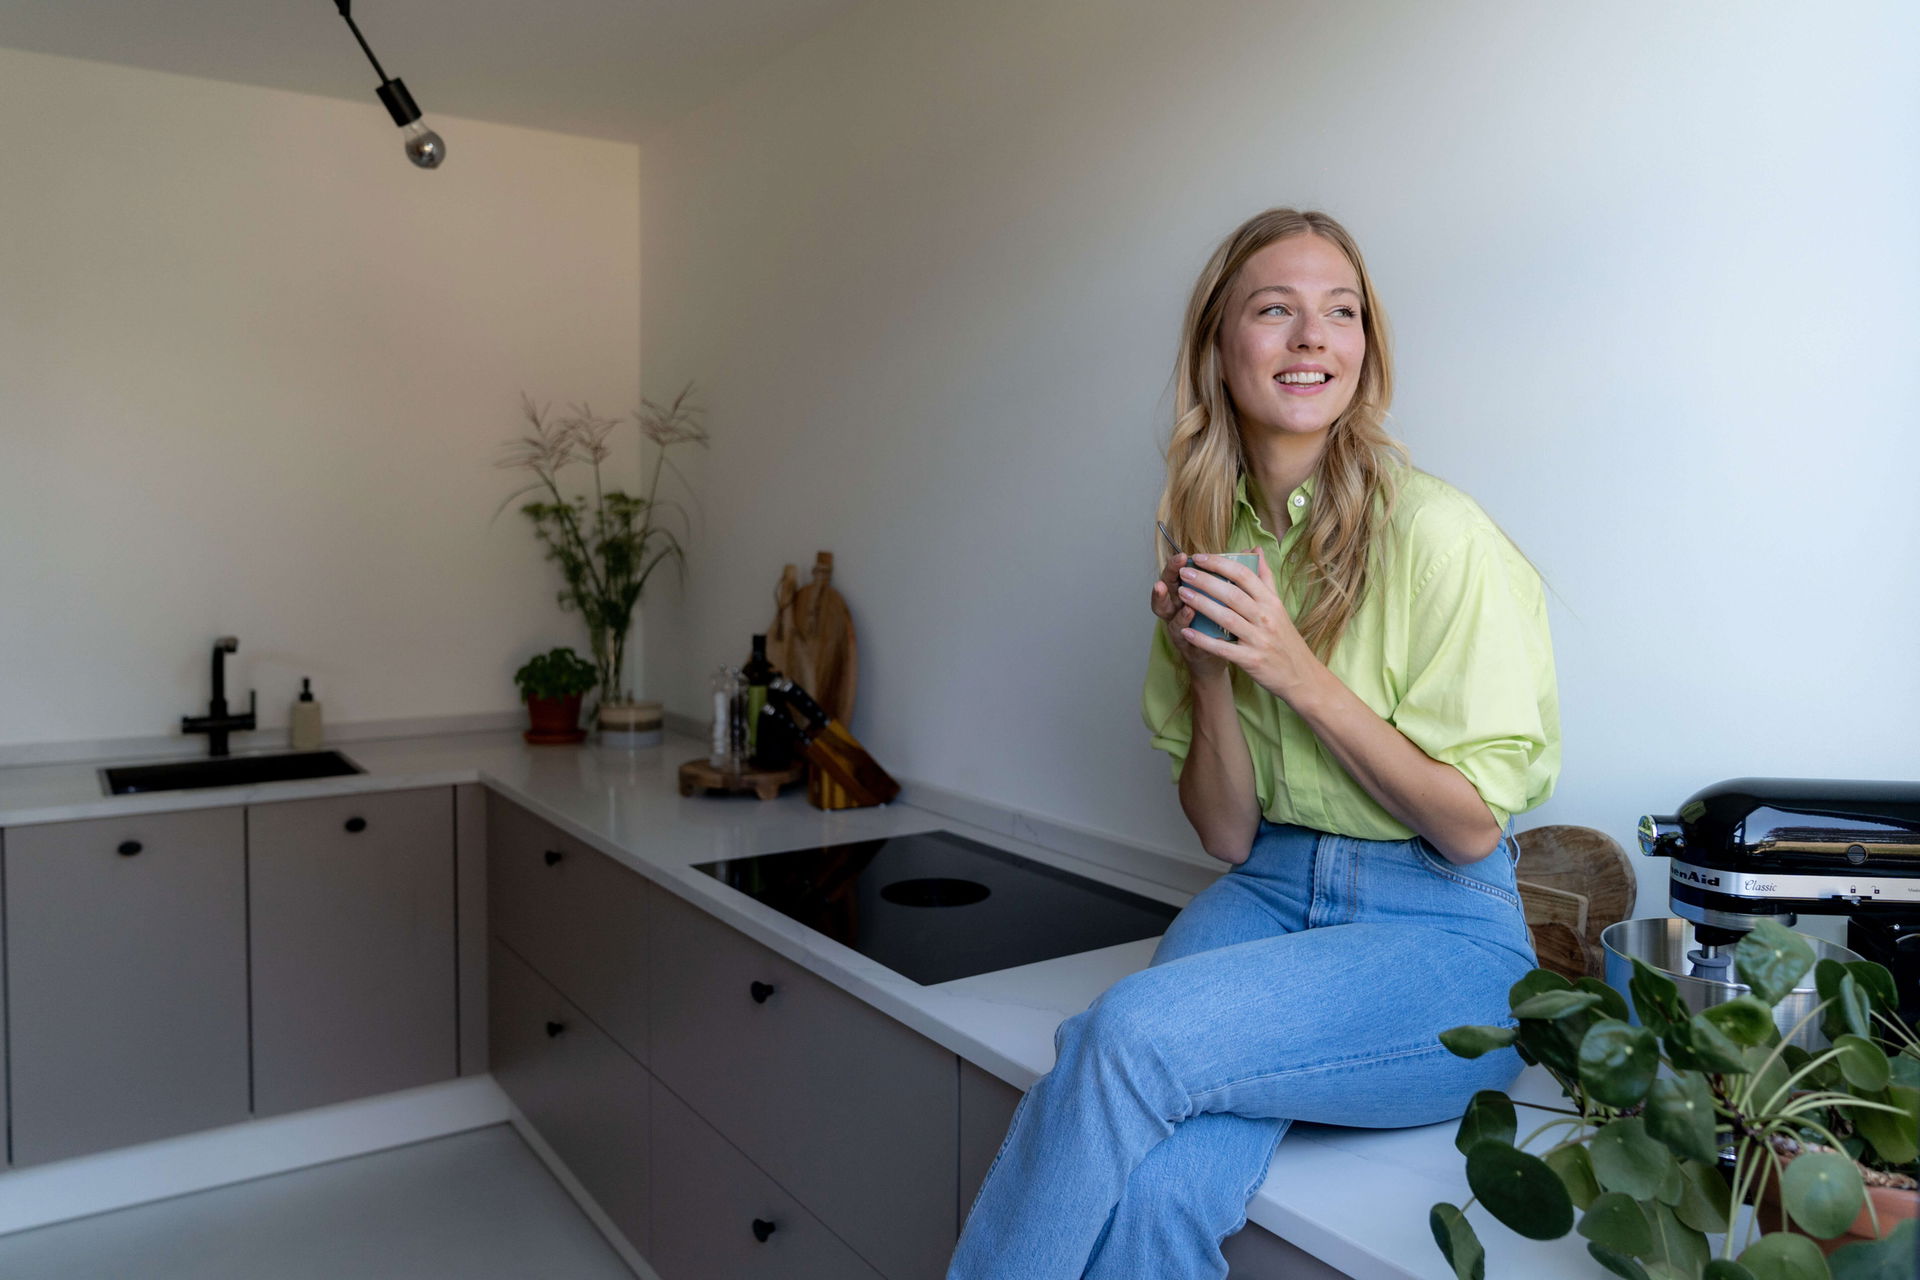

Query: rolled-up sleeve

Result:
[1141,622,1192,781]
[1388,525,1561,826]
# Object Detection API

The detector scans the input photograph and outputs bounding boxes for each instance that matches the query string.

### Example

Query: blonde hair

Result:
[1156,208,1406,659]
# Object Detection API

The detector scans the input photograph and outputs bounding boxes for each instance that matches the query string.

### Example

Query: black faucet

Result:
[182,636,257,758]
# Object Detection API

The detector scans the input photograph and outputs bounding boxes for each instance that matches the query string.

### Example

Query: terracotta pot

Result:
[1754,1160,1919,1255]
[523,694,586,745]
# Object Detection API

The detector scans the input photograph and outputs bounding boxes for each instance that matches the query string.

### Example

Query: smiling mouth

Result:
[1274,372,1333,394]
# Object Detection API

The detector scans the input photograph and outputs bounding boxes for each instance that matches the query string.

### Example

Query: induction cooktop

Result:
[692,829,1181,985]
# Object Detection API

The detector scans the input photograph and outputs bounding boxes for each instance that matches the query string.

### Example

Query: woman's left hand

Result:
[1176,550,1322,701]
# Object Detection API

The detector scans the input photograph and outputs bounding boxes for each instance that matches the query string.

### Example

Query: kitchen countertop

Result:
[0,729,1594,1280]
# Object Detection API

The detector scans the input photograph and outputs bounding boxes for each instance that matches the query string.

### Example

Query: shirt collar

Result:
[1235,471,1315,534]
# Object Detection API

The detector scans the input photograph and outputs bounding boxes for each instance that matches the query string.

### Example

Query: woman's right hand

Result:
[1151,555,1230,681]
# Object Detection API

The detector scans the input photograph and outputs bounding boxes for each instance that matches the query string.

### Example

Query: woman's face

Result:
[1216,233,1366,440]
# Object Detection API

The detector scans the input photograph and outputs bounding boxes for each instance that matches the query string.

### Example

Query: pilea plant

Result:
[1430,917,1918,1280]
[512,646,599,702]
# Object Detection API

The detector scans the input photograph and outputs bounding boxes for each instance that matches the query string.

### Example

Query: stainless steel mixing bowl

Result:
[1600,917,1864,1051]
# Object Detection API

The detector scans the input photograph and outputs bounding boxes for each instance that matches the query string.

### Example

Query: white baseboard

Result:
[505,1104,660,1280]
[0,1075,510,1237]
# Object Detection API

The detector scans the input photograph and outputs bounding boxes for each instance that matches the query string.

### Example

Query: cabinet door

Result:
[957,1059,1023,1239]
[6,807,249,1166]
[650,889,958,1280]
[490,940,651,1257]
[249,788,456,1117]
[650,1075,885,1280]
[487,792,650,1062]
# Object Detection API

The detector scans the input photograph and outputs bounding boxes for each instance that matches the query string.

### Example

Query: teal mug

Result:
[1184,552,1259,641]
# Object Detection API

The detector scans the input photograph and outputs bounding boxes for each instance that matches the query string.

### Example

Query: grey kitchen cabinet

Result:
[649,887,958,1280]
[486,791,650,1061]
[490,939,651,1258]
[650,1074,885,1280]
[4,806,250,1166]
[248,788,457,1117]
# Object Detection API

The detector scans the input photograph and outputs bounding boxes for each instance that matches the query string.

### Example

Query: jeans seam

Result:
[1188,1036,1458,1105]
[1413,842,1522,909]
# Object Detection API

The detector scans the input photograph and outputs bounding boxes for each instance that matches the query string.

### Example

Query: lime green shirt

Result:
[1142,467,1560,839]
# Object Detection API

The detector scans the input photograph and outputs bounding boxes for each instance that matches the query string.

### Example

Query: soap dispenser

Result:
[290,678,324,750]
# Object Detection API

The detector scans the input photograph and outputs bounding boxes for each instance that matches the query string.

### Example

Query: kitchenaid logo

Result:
[1671,866,1723,888]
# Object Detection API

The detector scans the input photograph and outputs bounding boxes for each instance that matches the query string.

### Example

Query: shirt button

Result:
[1290,494,1306,508]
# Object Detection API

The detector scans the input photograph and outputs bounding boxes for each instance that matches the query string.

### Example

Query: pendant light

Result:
[332,0,446,169]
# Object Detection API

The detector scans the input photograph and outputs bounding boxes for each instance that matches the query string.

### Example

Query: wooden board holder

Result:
[677,758,805,801]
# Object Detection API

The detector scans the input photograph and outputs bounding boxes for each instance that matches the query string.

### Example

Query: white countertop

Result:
[0,729,1596,1279]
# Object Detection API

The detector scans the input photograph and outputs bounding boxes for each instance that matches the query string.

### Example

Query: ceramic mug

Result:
[1183,552,1260,641]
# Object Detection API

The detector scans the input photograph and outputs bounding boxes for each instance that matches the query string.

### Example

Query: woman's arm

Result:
[1151,566,1263,864]
[1175,552,1504,863]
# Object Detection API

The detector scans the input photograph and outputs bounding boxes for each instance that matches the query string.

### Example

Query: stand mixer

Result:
[1637,777,1920,1018]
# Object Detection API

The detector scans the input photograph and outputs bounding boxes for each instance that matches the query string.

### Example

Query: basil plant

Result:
[1431,918,1919,1280]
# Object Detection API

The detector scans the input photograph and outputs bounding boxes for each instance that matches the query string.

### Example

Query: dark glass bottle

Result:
[741,634,775,763]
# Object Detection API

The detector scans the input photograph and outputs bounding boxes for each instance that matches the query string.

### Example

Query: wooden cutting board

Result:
[767,551,857,725]
[1512,825,1638,980]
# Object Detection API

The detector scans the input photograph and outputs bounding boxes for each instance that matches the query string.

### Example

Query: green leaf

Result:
[1654,1157,1688,1206]
[1643,1200,1712,1276]
[1737,1227,1832,1280]
[1830,1035,1892,1092]
[1578,976,1634,1024]
[1851,1082,1919,1166]
[1821,973,1874,1044]
[1578,1191,1653,1256]
[1631,958,1687,1036]
[1741,1043,1793,1111]
[1518,1015,1590,1079]
[1666,1013,1751,1075]
[1840,961,1899,1017]
[1439,1025,1518,1059]
[1589,1242,1654,1280]
[1702,995,1781,1047]
[1780,1150,1866,1240]
[1674,1157,1732,1234]
[1703,1262,1758,1280]
[1455,1090,1516,1156]
[1580,1020,1661,1108]
[1887,1051,1920,1090]
[1647,1072,1722,1166]
[1828,1219,1917,1280]
[1511,968,1574,1010]
[1592,1117,1676,1200]
[1429,1202,1486,1280]
[1465,1140,1574,1240]
[1513,989,1605,1020]
[1735,918,1815,1007]
[1547,1142,1602,1210]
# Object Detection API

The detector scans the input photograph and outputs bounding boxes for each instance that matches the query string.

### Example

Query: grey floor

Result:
[0,1125,636,1280]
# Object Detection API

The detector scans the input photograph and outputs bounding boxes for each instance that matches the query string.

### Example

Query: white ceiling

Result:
[0,0,870,143]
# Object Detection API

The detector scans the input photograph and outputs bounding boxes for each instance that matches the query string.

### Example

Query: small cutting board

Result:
[767,551,858,725]
[1513,824,1637,980]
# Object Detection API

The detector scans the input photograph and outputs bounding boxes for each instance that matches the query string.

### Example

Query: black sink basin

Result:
[101,750,363,795]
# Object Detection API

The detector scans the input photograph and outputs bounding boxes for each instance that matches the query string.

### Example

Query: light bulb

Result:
[402,120,446,169]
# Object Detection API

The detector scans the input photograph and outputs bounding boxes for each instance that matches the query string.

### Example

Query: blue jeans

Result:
[947,820,1536,1280]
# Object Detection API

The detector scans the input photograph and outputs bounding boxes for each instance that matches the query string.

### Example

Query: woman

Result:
[947,208,1560,1279]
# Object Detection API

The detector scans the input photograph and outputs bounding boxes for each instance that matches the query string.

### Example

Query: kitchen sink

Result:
[100,750,364,796]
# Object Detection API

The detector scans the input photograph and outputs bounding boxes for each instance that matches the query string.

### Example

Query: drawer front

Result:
[490,940,651,1257]
[650,890,957,1280]
[650,1076,885,1280]
[5,807,250,1166]
[249,787,457,1117]
[486,793,649,1061]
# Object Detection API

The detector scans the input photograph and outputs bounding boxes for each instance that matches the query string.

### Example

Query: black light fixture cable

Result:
[332,0,446,169]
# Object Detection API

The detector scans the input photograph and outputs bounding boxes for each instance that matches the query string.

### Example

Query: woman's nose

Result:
[1291,315,1325,349]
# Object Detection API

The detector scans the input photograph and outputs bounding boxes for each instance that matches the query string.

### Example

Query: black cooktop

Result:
[692,829,1181,985]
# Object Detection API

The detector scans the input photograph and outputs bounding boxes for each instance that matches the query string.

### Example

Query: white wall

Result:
[638,0,1920,898]
[0,46,641,748]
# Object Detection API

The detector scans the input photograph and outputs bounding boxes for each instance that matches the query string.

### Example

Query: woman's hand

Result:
[1173,550,1321,701]
[1150,554,1231,681]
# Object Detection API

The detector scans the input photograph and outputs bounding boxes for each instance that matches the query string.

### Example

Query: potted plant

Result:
[1430,917,1918,1280]
[513,647,599,744]
[495,384,707,729]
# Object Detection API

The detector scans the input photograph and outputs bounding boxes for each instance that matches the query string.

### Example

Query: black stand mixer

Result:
[1638,778,1920,1019]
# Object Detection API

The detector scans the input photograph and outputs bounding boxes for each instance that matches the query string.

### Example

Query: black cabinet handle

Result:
[544,850,563,867]
[545,1020,565,1038]
[750,981,775,1004]
[344,817,367,834]
[751,1218,777,1243]
[117,840,142,857]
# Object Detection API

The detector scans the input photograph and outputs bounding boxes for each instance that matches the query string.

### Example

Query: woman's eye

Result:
[1332,307,1358,318]
[1260,305,1289,317]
